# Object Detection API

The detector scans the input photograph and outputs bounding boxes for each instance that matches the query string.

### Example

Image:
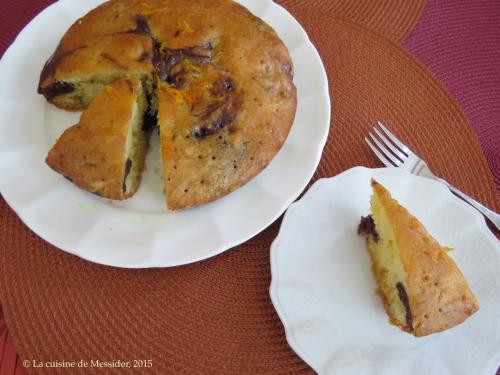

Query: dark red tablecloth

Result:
[404,0,500,192]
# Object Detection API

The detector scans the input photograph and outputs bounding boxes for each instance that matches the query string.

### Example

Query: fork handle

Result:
[437,178,500,231]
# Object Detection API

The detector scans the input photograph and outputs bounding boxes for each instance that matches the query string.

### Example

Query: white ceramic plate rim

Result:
[270,166,500,374]
[0,0,330,268]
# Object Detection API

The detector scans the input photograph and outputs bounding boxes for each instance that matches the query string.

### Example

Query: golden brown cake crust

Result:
[39,0,296,209]
[369,181,479,337]
[45,77,143,200]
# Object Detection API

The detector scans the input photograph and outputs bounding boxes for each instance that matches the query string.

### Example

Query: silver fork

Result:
[365,121,500,231]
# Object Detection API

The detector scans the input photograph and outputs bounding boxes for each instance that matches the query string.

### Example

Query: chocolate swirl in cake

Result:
[358,215,380,242]
[396,282,413,330]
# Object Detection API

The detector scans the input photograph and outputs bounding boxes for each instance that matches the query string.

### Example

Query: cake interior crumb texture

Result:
[124,83,150,196]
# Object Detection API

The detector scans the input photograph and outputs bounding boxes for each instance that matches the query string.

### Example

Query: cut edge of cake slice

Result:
[122,80,151,198]
[46,77,151,200]
[358,179,479,337]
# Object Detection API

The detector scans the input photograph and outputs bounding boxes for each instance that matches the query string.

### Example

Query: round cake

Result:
[39,0,297,210]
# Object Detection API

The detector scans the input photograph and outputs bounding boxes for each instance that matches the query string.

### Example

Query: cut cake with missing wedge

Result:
[358,180,479,337]
[38,0,297,210]
[45,77,151,200]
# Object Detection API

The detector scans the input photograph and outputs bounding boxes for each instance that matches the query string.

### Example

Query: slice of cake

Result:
[358,180,479,336]
[46,77,151,200]
[38,33,154,111]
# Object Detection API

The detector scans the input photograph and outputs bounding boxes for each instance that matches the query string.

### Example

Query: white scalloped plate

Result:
[0,0,330,267]
[270,167,500,375]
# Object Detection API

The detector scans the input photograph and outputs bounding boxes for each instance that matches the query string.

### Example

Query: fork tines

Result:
[365,122,412,167]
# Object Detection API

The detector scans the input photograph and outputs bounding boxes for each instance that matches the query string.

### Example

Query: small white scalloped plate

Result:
[270,167,500,375]
[0,0,330,268]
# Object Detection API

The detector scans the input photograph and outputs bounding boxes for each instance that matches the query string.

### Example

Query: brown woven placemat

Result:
[1,2,498,374]
[277,0,426,43]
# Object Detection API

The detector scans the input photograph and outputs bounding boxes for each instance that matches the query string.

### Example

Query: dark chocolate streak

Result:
[193,109,238,138]
[138,51,151,63]
[157,52,180,83]
[199,103,222,119]
[178,43,213,62]
[167,70,186,89]
[123,158,132,193]
[222,77,235,92]
[142,106,157,131]
[357,215,380,242]
[101,53,128,70]
[40,82,75,100]
[129,15,150,35]
[396,282,413,330]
